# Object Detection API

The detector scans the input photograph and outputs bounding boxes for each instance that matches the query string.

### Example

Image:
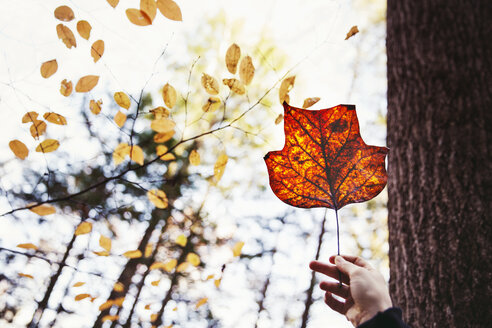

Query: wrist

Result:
[358,299,392,325]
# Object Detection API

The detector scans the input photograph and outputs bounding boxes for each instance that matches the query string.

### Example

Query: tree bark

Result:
[387,1,492,327]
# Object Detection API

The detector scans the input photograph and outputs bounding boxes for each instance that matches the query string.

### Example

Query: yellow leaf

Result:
[150,106,170,119]
[189,149,200,165]
[162,83,177,109]
[154,130,175,143]
[30,120,47,139]
[157,0,182,21]
[29,204,56,216]
[93,250,110,256]
[156,145,175,161]
[54,6,74,22]
[202,97,221,112]
[140,0,157,22]
[162,259,177,272]
[126,8,152,26]
[302,97,320,108]
[205,274,214,281]
[275,114,283,125]
[123,250,142,259]
[99,235,112,252]
[114,297,125,306]
[99,300,114,311]
[56,24,76,49]
[102,315,119,322]
[73,282,85,287]
[151,313,158,321]
[40,59,58,78]
[75,222,92,236]
[176,262,189,272]
[145,304,151,310]
[43,112,67,125]
[279,76,295,104]
[195,297,208,309]
[186,253,200,266]
[35,139,60,153]
[76,20,92,40]
[22,111,38,123]
[114,92,131,110]
[151,117,175,133]
[175,234,187,247]
[9,140,28,160]
[232,241,244,257]
[130,145,144,165]
[60,79,73,97]
[151,280,160,286]
[90,99,102,115]
[172,307,177,311]
[145,243,153,257]
[75,75,99,93]
[201,73,220,95]
[113,143,131,165]
[147,189,168,209]
[114,111,127,128]
[239,56,254,85]
[214,153,228,182]
[214,278,221,288]
[225,43,241,74]
[91,40,105,63]
[18,273,34,279]
[107,0,119,8]
[113,282,124,292]
[75,293,91,301]
[223,78,245,95]
[149,262,165,270]
[16,243,38,250]
[345,25,359,40]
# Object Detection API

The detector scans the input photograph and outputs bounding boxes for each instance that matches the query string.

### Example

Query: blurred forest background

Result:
[0,0,387,327]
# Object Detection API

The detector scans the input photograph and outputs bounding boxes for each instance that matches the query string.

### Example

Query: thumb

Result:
[335,256,357,276]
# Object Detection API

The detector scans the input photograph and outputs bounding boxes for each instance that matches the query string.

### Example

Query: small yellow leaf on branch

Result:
[93,251,110,256]
[90,99,102,115]
[16,243,38,250]
[345,25,359,40]
[239,56,254,85]
[76,20,92,40]
[30,120,47,139]
[126,9,152,26]
[154,130,175,143]
[189,150,200,165]
[113,282,124,292]
[43,112,67,125]
[56,24,76,49]
[113,143,131,165]
[144,304,151,310]
[35,139,59,153]
[214,153,228,182]
[75,293,91,301]
[99,300,114,311]
[107,0,119,8]
[232,241,244,257]
[114,111,127,128]
[29,204,56,216]
[163,259,178,272]
[75,222,92,236]
[99,235,112,252]
[275,114,284,125]
[175,234,187,247]
[9,140,28,160]
[147,189,168,209]
[130,145,144,165]
[140,0,157,22]
[223,78,245,95]
[73,282,85,287]
[54,6,75,22]
[186,253,200,266]
[40,59,58,78]
[156,145,175,161]
[195,297,208,309]
[18,273,34,279]
[151,117,175,133]
[151,313,158,321]
[150,106,170,119]
[114,92,131,110]
[22,112,38,123]
[151,280,160,286]
[102,315,119,322]
[114,297,125,306]
[123,250,142,259]
[302,97,320,108]
[279,76,295,104]
[202,97,221,112]
[149,262,165,270]
[162,83,177,109]
[225,43,241,74]
[157,0,182,21]
[201,73,220,95]
[214,279,221,288]
[60,79,73,97]
[75,75,99,92]
[176,262,189,272]
[91,40,105,63]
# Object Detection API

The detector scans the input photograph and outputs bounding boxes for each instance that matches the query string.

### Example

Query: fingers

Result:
[320,281,350,299]
[324,292,347,314]
[329,255,373,270]
[309,261,349,285]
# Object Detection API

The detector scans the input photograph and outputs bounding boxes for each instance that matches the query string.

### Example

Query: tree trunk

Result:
[387,1,492,327]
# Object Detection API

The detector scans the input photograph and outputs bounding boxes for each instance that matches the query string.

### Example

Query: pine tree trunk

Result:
[387,1,492,327]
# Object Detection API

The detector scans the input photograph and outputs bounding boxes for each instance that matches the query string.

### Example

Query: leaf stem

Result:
[335,208,342,287]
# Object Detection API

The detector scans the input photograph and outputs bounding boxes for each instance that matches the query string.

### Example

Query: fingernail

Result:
[335,256,344,263]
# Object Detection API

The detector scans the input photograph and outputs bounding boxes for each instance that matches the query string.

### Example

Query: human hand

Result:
[309,255,393,327]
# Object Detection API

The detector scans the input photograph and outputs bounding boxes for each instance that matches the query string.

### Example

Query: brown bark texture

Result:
[387,1,492,327]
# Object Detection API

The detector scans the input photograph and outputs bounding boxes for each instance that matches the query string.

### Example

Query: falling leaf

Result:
[195,297,208,309]
[22,112,38,123]
[93,250,110,256]
[176,262,189,272]
[150,106,170,119]
[40,59,58,79]
[214,279,221,288]
[162,83,177,109]
[75,222,92,236]
[225,43,241,74]
[107,0,119,8]
[205,274,214,281]
[147,189,168,209]
[30,120,47,139]
[99,235,112,252]
[9,140,28,160]
[113,143,131,165]
[145,243,153,257]
[151,280,160,286]
[264,104,388,209]
[126,8,152,26]
[114,111,127,128]
[90,99,102,115]
[156,145,175,161]
[56,24,76,48]
[29,204,56,216]
[123,250,143,259]
[232,241,244,257]
[154,130,175,143]
[239,56,254,85]
[130,145,144,165]
[102,315,119,322]
[345,25,359,40]
[279,76,295,104]
[201,73,220,95]
[140,0,157,22]
[54,6,74,22]
[202,97,221,112]
[151,117,175,133]
[175,234,187,247]
[35,139,59,153]
[99,300,114,311]
[156,0,182,21]
[214,153,228,182]
[223,78,245,95]
[16,243,38,250]
[113,282,124,292]
[73,282,85,287]
[189,150,200,165]
[18,273,34,279]
[76,20,92,40]
[43,112,67,125]
[91,40,105,63]
[186,253,200,266]
[60,79,73,96]
[145,304,151,310]
[274,114,283,125]
[302,97,321,108]
[75,293,91,301]
[114,92,131,110]
[75,75,99,92]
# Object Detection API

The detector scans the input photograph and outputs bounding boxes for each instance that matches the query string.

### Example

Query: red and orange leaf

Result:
[264,103,388,210]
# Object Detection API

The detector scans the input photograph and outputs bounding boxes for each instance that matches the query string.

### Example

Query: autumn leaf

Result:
[22,112,38,123]
[17,243,38,250]
[75,222,92,236]
[9,140,28,160]
[60,79,73,96]
[175,234,187,247]
[40,59,58,78]
[102,315,119,322]
[99,300,114,311]
[147,189,168,209]
[114,297,125,307]
[201,73,220,95]
[202,97,221,112]
[151,106,170,119]
[107,0,119,8]
[90,99,102,115]
[145,243,153,257]
[113,143,131,165]
[99,235,112,252]
[214,153,228,182]
[73,282,85,287]
[225,43,241,74]
[91,40,105,63]
[154,130,175,143]
[176,262,189,272]
[18,273,34,279]
[151,117,175,133]
[75,293,91,301]
[157,0,182,21]
[151,280,160,286]
[76,20,92,40]
[214,279,221,288]
[223,78,245,95]
[35,139,59,153]
[186,253,200,266]
[113,282,124,292]
[145,304,151,310]
[56,24,76,48]
[232,241,244,257]
[279,76,295,104]
[93,251,110,257]
[75,75,99,92]
[114,92,131,109]
[163,259,178,272]
[162,83,177,108]
[126,9,152,26]
[239,56,254,85]
[140,0,157,22]
[130,145,144,165]
[123,250,142,259]
[43,112,67,125]
[302,97,320,109]
[54,6,74,22]
[30,120,47,139]
[156,145,176,161]
[189,150,200,165]
[264,103,388,209]
[345,25,359,40]
[274,114,283,125]
[195,297,208,309]
[29,204,56,216]
[114,111,127,128]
